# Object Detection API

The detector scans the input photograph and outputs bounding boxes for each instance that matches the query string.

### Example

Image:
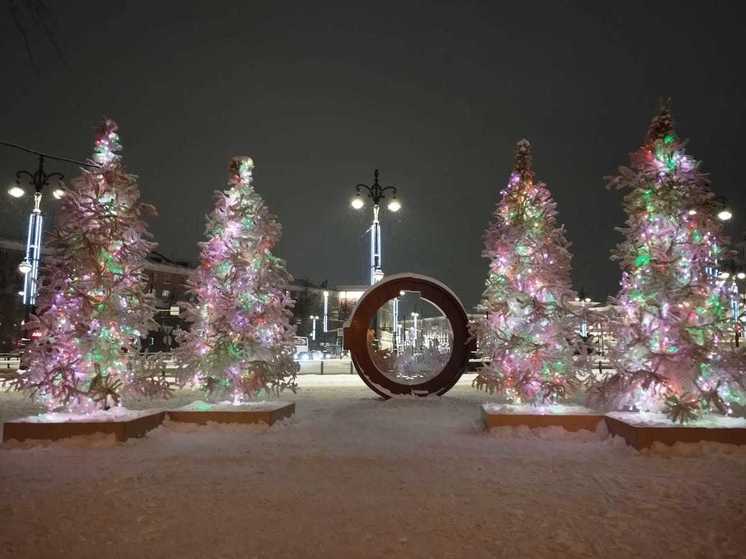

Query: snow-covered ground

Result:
[1,375,745,558]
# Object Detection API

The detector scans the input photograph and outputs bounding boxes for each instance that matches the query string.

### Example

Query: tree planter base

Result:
[167,401,295,426]
[482,404,604,432]
[2,410,165,443]
[604,413,746,450]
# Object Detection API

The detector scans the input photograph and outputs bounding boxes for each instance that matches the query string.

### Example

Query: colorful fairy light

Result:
[599,100,745,422]
[176,156,299,402]
[473,139,579,404]
[15,119,158,413]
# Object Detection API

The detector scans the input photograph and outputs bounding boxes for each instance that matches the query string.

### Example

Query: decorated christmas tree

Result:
[473,139,578,404]
[599,100,744,422]
[176,156,298,402]
[15,119,160,413]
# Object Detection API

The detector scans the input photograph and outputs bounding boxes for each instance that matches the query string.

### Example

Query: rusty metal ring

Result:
[343,273,475,398]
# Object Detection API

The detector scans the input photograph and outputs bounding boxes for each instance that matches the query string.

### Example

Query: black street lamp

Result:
[350,170,401,285]
[1,141,99,342]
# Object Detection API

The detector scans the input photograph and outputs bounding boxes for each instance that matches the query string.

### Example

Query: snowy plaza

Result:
[2,2,746,558]
[2,375,746,559]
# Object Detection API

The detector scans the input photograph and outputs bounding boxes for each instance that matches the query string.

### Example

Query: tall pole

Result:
[392,295,399,351]
[371,204,382,285]
[411,312,419,349]
[14,155,63,339]
[2,143,100,345]
[350,169,401,286]
[21,192,44,309]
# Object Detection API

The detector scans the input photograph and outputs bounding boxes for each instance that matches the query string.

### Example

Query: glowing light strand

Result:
[176,156,299,402]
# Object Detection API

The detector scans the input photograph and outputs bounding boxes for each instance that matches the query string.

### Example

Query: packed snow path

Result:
[1,377,745,559]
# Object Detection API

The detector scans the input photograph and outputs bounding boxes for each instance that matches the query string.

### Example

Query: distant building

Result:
[0,237,363,354]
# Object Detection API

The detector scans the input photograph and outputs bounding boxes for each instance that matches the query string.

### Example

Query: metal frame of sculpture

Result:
[343,273,476,398]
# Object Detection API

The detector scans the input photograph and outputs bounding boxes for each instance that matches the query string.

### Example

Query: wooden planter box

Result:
[605,414,746,450]
[2,410,165,443]
[482,404,604,432]
[167,401,295,426]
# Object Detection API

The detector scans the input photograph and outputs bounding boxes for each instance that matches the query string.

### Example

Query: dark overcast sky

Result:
[1,0,744,309]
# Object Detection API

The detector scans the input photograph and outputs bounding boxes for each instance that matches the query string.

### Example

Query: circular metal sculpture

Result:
[343,273,476,398]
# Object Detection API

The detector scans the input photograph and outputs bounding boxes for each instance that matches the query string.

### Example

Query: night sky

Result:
[1,1,744,310]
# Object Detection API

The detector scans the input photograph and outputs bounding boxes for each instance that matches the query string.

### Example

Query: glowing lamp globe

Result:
[737,271,746,280]
[52,188,65,199]
[717,209,733,222]
[387,197,401,212]
[8,185,25,198]
[351,194,364,209]
[18,259,32,275]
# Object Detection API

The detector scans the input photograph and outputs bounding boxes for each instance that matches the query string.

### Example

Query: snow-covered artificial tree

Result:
[15,119,160,412]
[598,100,745,422]
[473,139,578,404]
[176,156,298,402]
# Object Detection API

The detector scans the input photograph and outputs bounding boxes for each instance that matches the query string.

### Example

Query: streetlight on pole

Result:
[713,198,745,346]
[1,141,99,343]
[350,169,401,285]
[15,157,63,310]
[309,315,319,343]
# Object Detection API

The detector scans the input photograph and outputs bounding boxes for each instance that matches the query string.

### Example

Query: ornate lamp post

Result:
[14,155,64,313]
[1,141,99,341]
[350,170,401,285]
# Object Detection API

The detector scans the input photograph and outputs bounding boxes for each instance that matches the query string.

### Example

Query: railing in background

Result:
[0,354,21,370]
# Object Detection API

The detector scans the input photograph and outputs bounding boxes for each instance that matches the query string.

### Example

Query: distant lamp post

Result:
[322,290,329,333]
[411,312,419,348]
[573,289,594,338]
[309,315,319,342]
[714,195,733,222]
[350,169,402,285]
